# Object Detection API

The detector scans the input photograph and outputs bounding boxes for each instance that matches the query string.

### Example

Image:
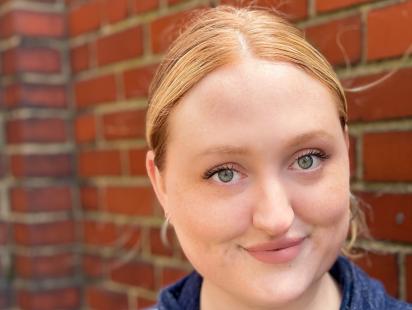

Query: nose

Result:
[252,178,294,236]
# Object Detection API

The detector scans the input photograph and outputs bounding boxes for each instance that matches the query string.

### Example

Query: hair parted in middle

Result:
[146,5,347,170]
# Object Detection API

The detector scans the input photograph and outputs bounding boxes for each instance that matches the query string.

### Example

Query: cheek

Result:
[293,174,350,226]
[169,193,251,273]
[167,181,250,247]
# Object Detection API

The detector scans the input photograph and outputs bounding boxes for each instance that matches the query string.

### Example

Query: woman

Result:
[145,5,411,310]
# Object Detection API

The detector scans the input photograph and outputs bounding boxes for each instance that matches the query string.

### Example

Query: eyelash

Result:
[202,149,330,180]
[294,149,330,163]
[202,163,238,180]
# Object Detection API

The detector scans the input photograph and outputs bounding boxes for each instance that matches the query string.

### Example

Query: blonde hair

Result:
[146,5,366,254]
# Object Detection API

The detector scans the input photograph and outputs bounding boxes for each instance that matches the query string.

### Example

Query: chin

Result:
[244,291,305,309]
[237,275,312,309]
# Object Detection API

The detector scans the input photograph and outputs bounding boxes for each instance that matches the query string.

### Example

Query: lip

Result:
[245,237,306,264]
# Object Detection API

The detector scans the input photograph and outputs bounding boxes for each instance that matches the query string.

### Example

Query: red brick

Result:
[354,253,398,298]
[105,187,155,215]
[123,64,157,98]
[15,253,75,278]
[349,135,356,178]
[137,297,156,308]
[11,154,72,177]
[6,118,67,143]
[150,227,174,257]
[276,0,308,20]
[102,0,129,23]
[75,74,117,107]
[150,10,192,54]
[221,0,307,20]
[83,255,104,277]
[0,12,19,37]
[0,89,3,109]
[0,155,6,177]
[363,131,412,181]
[128,148,147,175]
[368,1,412,60]
[102,109,145,140]
[358,192,412,243]
[0,223,8,245]
[86,287,128,310]
[0,10,22,37]
[10,186,72,212]
[305,15,361,66]
[3,84,66,108]
[120,224,142,250]
[14,221,75,246]
[407,255,412,302]
[75,114,96,143]
[78,150,122,176]
[0,11,65,38]
[316,0,371,13]
[133,0,158,13]
[80,187,99,211]
[346,67,412,122]
[17,288,80,310]
[70,44,89,73]
[96,26,143,66]
[69,0,102,36]
[161,267,189,286]
[2,47,61,75]
[83,220,117,246]
[111,261,155,289]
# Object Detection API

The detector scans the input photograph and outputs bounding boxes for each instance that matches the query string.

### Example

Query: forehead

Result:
[167,58,341,152]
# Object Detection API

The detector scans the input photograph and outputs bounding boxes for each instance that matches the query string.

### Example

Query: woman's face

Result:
[147,58,350,308]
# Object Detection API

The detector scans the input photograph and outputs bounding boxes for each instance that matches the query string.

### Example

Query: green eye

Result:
[217,169,234,182]
[297,155,313,169]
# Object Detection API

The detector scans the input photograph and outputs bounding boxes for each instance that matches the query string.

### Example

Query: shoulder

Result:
[153,271,202,310]
[333,256,412,310]
[385,297,412,310]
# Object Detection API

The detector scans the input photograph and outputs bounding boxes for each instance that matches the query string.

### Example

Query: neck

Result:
[200,272,341,310]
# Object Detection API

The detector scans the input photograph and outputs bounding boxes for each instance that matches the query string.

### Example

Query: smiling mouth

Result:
[245,237,306,264]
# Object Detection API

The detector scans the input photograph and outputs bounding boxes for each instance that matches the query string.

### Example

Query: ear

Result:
[146,150,168,213]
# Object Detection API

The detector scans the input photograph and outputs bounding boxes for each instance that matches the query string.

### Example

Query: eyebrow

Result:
[284,130,335,149]
[197,145,251,157]
[196,130,335,158]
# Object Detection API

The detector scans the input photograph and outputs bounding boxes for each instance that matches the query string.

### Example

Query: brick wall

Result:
[69,0,192,307]
[0,0,81,309]
[0,0,411,309]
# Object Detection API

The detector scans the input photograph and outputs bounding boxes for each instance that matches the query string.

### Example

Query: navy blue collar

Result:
[156,256,412,310]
